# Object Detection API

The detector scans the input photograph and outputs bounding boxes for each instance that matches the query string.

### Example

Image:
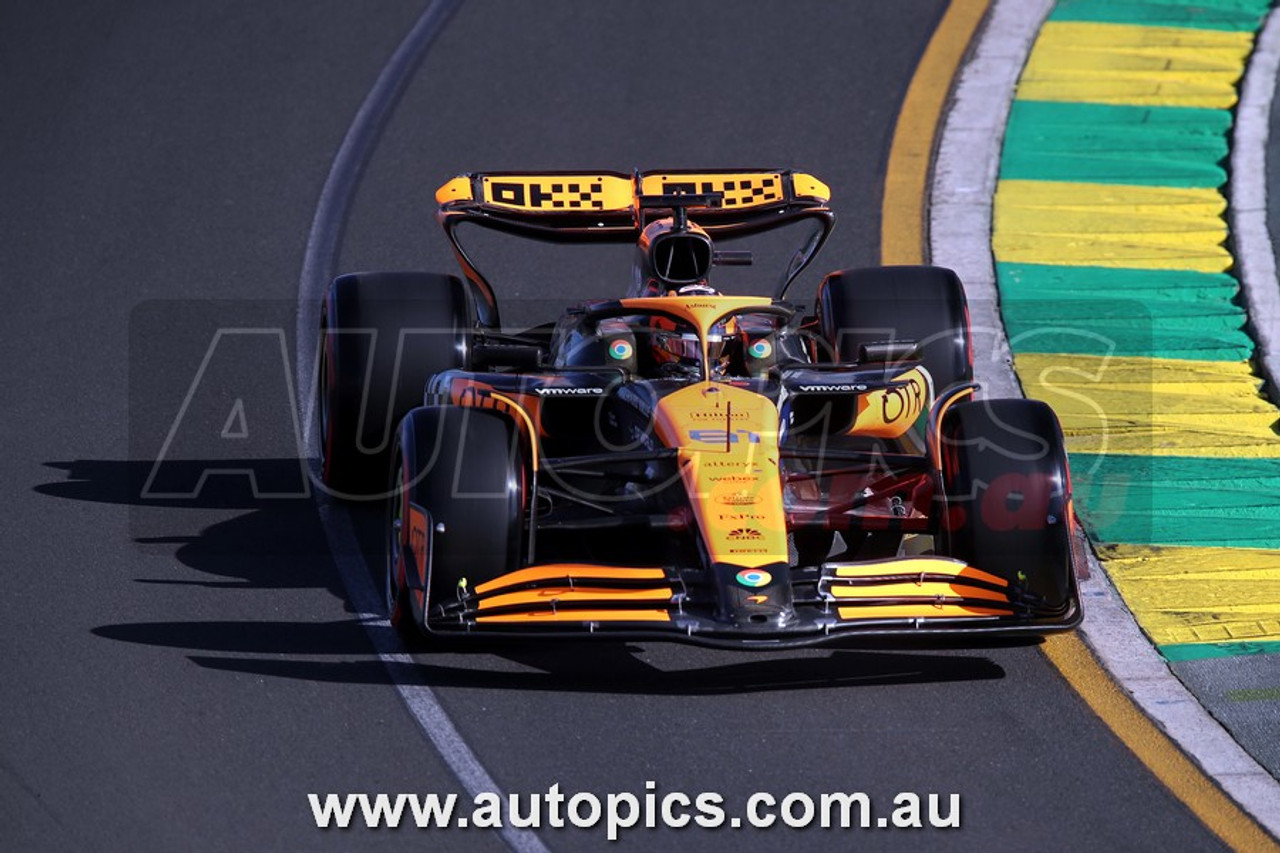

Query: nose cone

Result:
[713,562,795,629]
[653,382,790,572]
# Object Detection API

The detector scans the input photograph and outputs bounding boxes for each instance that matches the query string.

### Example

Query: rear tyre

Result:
[816,265,973,393]
[319,272,471,499]
[937,398,1075,613]
[388,406,524,634]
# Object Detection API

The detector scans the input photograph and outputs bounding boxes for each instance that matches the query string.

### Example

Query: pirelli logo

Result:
[640,173,784,208]
[481,175,633,212]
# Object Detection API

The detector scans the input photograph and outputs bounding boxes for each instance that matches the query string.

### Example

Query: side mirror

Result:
[471,343,544,370]
[712,250,753,267]
[858,340,918,364]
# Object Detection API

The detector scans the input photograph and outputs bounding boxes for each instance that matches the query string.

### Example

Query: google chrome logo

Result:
[609,339,634,360]
[735,569,772,588]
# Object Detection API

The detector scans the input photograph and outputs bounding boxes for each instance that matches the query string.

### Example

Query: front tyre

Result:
[937,398,1076,614]
[388,406,525,635]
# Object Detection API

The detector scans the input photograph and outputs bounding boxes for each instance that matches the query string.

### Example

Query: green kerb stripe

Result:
[1160,640,1280,661]
[1002,101,1229,187]
[996,263,1254,360]
[1070,454,1280,549]
[1048,0,1273,32]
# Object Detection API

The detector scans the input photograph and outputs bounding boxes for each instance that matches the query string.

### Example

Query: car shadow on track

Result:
[180,643,1010,695]
[47,458,1015,695]
[37,459,343,595]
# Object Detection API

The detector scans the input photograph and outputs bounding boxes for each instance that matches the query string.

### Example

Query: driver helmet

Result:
[649,321,703,372]
[636,280,722,299]
[675,282,719,297]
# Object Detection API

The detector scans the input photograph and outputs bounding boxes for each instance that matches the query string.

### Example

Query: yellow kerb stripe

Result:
[1018,22,1254,108]
[1098,544,1280,647]
[1014,353,1280,457]
[994,180,1231,273]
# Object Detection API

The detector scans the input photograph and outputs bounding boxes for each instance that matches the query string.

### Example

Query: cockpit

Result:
[556,305,798,380]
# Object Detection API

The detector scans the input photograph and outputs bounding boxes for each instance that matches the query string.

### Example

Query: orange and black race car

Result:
[318,169,1081,648]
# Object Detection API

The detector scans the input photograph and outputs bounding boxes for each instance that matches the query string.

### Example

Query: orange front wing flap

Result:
[828,559,1008,587]
[835,603,1014,620]
[473,564,667,596]
[477,610,673,624]
[828,582,1010,603]
[466,564,678,623]
[478,586,675,612]
[820,557,1018,621]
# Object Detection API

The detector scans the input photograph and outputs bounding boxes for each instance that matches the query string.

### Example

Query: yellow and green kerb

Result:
[993,0,1280,662]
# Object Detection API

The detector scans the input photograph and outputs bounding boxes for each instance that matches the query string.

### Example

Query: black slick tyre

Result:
[817,265,973,393]
[937,398,1076,614]
[319,272,471,499]
[387,406,524,635]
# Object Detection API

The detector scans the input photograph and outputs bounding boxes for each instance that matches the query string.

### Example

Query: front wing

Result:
[424,557,1081,649]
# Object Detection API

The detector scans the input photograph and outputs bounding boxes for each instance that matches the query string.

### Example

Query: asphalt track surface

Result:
[0,2,1233,851]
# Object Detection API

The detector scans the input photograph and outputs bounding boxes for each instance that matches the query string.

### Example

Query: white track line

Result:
[930,0,1280,835]
[1232,7,1280,397]
[294,2,551,851]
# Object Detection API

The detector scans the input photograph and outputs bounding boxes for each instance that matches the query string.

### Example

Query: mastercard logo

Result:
[748,339,772,359]
[735,569,772,588]
[609,339,634,360]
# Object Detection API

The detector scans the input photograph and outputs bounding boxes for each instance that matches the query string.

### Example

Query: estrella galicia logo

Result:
[727,528,763,541]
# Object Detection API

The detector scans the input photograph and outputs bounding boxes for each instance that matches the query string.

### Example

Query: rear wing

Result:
[434,169,835,325]
[437,169,830,233]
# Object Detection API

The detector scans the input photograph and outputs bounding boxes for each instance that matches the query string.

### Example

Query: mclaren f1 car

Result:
[317,169,1081,647]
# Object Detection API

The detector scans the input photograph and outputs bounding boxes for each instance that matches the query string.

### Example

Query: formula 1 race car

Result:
[317,169,1080,647]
